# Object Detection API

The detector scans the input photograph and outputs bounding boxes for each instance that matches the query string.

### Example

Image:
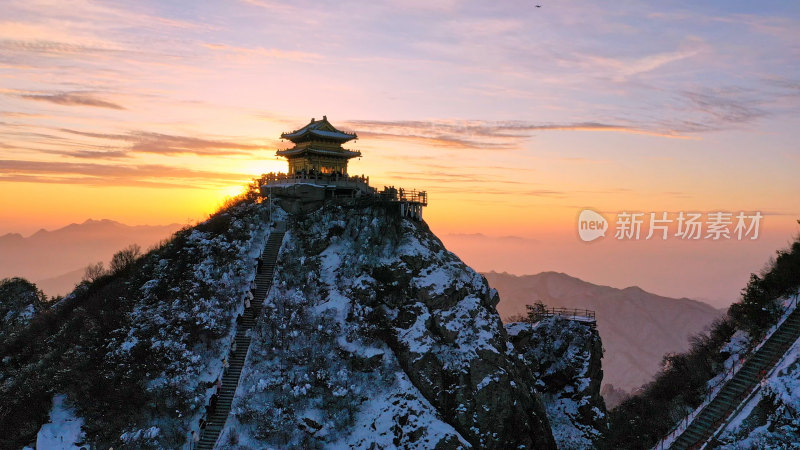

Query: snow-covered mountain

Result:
[2,202,270,449]
[225,204,554,448]
[1,200,614,449]
[6,197,797,449]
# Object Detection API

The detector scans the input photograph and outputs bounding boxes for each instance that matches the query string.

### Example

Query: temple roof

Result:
[276,146,361,159]
[281,116,357,143]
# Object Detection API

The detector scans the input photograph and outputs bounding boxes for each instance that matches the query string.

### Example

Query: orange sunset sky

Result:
[1,0,799,307]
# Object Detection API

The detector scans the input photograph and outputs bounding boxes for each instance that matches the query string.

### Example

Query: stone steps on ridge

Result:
[666,304,800,449]
[195,230,284,450]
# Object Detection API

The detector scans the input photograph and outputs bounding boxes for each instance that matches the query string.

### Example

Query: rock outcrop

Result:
[507,316,608,449]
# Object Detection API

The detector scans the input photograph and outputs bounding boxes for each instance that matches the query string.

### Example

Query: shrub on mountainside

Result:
[83,261,106,283]
[0,277,47,324]
[729,240,800,337]
[109,244,142,274]
[0,277,50,350]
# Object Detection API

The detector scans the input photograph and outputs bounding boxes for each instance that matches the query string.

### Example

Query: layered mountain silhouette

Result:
[484,271,724,394]
[0,219,181,296]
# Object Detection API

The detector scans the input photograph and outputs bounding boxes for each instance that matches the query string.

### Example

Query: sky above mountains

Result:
[1,0,799,306]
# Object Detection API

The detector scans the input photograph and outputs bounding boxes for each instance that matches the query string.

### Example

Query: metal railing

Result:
[377,187,427,205]
[528,306,596,323]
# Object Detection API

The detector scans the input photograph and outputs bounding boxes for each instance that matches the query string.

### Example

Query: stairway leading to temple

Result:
[196,229,284,450]
[666,305,800,450]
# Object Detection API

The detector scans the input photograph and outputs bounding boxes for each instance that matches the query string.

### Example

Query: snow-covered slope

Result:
[33,394,86,449]
[507,317,608,449]
[0,201,271,449]
[225,204,556,449]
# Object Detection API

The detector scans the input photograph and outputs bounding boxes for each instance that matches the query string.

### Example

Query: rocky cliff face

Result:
[507,316,608,449]
[227,203,556,449]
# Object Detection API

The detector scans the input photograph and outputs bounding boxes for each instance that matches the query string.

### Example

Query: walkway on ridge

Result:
[196,228,284,450]
[661,304,800,450]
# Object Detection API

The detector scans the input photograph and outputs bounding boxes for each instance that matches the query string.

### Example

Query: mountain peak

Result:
[68,218,122,229]
[29,228,49,238]
[622,285,646,293]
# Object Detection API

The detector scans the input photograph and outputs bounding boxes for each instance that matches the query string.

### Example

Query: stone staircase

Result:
[667,305,800,449]
[196,230,284,450]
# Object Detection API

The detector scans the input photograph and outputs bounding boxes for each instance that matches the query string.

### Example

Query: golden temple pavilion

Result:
[260,116,427,220]
[277,116,361,175]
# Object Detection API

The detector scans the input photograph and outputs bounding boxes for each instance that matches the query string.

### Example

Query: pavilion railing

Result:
[260,171,370,185]
[260,173,427,205]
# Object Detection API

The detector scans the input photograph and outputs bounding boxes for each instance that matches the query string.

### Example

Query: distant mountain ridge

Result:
[0,219,182,296]
[484,271,724,394]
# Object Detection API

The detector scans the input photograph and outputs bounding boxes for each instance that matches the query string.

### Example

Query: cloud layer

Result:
[19,92,125,110]
[0,159,247,188]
